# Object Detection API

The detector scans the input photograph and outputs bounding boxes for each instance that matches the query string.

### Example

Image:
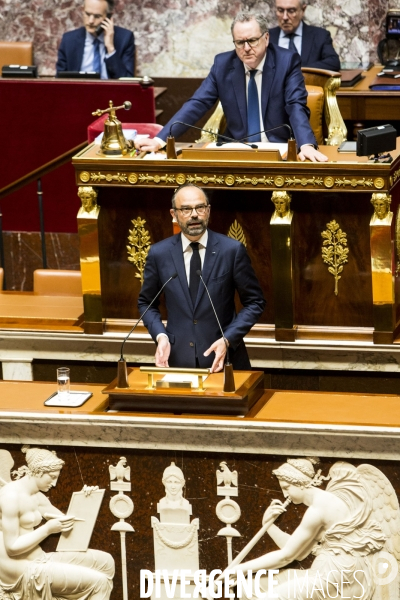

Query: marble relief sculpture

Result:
[213,458,400,600]
[0,446,114,600]
[151,462,199,593]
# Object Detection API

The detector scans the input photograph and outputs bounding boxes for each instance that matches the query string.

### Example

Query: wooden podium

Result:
[73,142,400,345]
[103,368,264,415]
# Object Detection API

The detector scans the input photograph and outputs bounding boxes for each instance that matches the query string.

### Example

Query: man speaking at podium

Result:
[135,11,327,162]
[138,185,266,372]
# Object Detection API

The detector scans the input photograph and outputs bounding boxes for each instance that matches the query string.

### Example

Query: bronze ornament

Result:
[227,220,247,247]
[127,217,151,284]
[321,220,349,296]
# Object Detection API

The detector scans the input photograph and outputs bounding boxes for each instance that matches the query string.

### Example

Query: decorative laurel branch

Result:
[396,207,400,276]
[321,220,349,296]
[227,220,247,247]
[127,217,151,284]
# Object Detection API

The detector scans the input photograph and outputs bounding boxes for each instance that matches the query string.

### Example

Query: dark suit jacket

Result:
[138,230,266,370]
[56,26,135,79]
[269,23,340,72]
[158,43,316,148]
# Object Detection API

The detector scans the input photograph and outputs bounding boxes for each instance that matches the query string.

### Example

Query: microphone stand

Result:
[197,270,235,393]
[235,123,298,161]
[116,273,178,388]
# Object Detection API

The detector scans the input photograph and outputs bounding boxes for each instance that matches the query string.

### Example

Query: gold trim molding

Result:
[321,220,349,296]
[78,171,387,191]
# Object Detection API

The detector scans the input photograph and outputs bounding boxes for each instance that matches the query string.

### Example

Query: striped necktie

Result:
[93,37,101,74]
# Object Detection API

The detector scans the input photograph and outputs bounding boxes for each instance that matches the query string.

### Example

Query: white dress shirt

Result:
[80,30,116,79]
[278,21,303,55]
[156,230,208,342]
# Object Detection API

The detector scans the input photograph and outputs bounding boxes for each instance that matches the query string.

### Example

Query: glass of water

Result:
[57,367,70,398]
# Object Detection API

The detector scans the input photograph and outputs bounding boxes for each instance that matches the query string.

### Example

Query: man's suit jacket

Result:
[269,23,340,72]
[56,26,135,79]
[158,43,316,148]
[138,230,266,370]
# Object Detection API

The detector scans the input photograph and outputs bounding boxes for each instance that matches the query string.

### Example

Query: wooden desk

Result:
[72,142,400,346]
[0,291,84,329]
[338,65,400,124]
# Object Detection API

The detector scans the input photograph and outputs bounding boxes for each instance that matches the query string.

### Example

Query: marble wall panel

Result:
[2,231,80,291]
[2,443,400,600]
[0,0,400,77]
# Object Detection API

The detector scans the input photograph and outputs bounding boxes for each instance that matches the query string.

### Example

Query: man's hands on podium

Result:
[204,337,227,373]
[134,137,162,153]
[299,145,328,162]
[155,335,170,367]
[155,335,227,372]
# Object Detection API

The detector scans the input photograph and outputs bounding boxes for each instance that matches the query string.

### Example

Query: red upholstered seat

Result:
[87,115,163,143]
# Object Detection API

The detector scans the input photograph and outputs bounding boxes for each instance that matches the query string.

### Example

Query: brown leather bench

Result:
[33,269,82,296]
[0,41,33,71]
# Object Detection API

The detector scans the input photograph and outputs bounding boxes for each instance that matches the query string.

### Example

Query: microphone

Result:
[234,123,298,161]
[196,270,235,393]
[116,273,178,388]
[165,121,258,159]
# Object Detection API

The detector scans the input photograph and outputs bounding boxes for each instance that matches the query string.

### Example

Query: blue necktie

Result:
[247,70,261,142]
[287,33,298,53]
[93,38,101,74]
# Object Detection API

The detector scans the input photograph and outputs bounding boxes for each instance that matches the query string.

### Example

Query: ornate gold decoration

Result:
[321,220,349,296]
[227,220,247,246]
[92,100,132,156]
[393,168,400,183]
[77,186,98,214]
[271,191,292,222]
[396,207,400,276]
[370,192,392,224]
[285,176,323,187]
[235,175,274,186]
[90,172,128,183]
[196,101,226,143]
[139,173,176,184]
[79,171,90,183]
[128,173,138,184]
[274,176,285,187]
[323,75,347,146]
[176,173,186,185]
[374,177,385,190]
[225,175,235,186]
[186,174,224,185]
[324,176,334,188]
[127,217,151,284]
[335,177,373,188]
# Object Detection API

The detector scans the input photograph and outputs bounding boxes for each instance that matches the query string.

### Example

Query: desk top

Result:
[338,65,400,95]
[0,292,84,331]
[1,380,399,460]
[73,139,400,194]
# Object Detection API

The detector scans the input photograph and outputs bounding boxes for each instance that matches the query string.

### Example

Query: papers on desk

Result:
[207,141,288,157]
[94,129,137,144]
[160,373,208,386]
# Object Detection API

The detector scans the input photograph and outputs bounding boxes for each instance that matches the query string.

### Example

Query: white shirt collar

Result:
[181,229,208,251]
[243,52,267,74]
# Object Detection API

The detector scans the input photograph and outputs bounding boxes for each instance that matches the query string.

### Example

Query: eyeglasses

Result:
[276,7,300,15]
[174,204,210,217]
[233,34,265,49]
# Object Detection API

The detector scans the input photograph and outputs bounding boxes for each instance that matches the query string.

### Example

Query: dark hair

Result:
[171,184,209,208]
[106,0,114,11]
[231,11,269,35]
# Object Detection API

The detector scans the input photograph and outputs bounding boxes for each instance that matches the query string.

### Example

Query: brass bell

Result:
[92,100,132,156]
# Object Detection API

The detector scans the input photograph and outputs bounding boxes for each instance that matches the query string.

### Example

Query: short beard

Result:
[177,216,209,237]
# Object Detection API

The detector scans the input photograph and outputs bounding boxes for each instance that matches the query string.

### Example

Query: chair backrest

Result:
[33,269,82,296]
[0,41,33,72]
[198,67,347,147]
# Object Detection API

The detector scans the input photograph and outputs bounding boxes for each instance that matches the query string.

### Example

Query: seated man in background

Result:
[269,0,340,71]
[56,0,135,79]
[135,11,328,162]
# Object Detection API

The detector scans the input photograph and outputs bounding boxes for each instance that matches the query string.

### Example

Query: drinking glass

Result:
[57,367,70,398]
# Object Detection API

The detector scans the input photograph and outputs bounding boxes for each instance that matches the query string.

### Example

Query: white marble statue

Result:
[157,461,191,523]
[0,446,114,600]
[224,458,400,600]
